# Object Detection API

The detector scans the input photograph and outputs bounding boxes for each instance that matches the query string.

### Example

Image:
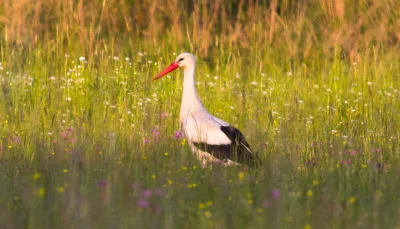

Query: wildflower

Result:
[79,57,85,61]
[304,224,311,229]
[63,169,68,173]
[238,171,245,180]
[174,130,183,139]
[97,180,108,187]
[38,188,45,197]
[204,211,212,218]
[349,196,356,204]
[306,190,313,197]
[272,189,280,199]
[138,199,150,208]
[33,172,41,180]
[57,187,65,193]
[61,132,67,138]
[350,151,357,156]
[11,136,21,144]
[141,189,152,198]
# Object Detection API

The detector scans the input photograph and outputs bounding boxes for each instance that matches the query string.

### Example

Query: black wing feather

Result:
[192,125,262,167]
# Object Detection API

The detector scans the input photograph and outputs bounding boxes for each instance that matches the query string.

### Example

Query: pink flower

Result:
[61,132,67,139]
[141,189,152,198]
[272,189,280,199]
[138,199,150,208]
[174,130,183,139]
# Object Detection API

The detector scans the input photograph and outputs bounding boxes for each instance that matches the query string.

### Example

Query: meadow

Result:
[0,0,400,228]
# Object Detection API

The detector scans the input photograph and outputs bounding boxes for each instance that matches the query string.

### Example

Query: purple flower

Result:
[67,127,73,132]
[344,158,352,165]
[143,139,149,144]
[350,151,357,156]
[141,189,152,198]
[11,136,21,144]
[52,140,57,144]
[70,138,75,143]
[97,180,108,188]
[174,130,183,139]
[138,199,150,208]
[61,132,67,139]
[271,189,280,199]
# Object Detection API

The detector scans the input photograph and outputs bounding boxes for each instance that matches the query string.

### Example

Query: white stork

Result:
[153,53,261,167]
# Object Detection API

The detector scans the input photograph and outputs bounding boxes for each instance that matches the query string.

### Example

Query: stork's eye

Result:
[178,58,184,62]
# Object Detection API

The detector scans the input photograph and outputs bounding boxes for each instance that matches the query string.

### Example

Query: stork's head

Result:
[153,53,195,81]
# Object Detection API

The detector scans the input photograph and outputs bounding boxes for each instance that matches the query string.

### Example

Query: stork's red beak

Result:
[153,62,179,81]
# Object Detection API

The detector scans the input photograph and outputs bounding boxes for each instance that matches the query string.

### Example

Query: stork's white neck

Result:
[181,63,205,115]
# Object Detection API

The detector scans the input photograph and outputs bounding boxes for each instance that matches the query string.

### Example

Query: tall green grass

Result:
[0,0,400,228]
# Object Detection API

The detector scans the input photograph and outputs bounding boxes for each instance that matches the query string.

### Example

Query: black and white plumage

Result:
[154,53,261,167]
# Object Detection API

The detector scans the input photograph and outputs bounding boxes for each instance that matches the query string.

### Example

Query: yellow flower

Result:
[238,171,245,180]
[312,180,319,186]
[57,187,65,193]
[164,152,168,156]
[167,179,173,185]
[151,174,156,179]
[199,203,205,209]
[204,211,212,218]
[361,164,367,169]
[38,188,45,197]
[349,196,356,204]
[304,223,312,229]
[33,172,41,180]
[306,190,313,197]
[63,169,68,173]
[206,201,213,207]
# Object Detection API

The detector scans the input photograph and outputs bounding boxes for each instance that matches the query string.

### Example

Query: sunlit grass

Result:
[0,45,399,228]
[1,0,400,228]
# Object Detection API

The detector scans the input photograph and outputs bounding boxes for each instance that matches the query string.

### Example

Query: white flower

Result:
[79,56,85,61]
